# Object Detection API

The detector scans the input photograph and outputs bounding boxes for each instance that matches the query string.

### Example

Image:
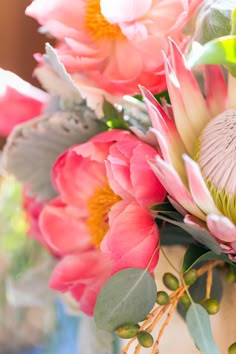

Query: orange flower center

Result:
[85,0,124,40]
[86,180,121,248]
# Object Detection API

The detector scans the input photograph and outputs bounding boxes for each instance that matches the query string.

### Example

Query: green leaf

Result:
[193,0,235,44]
[186,303,220,354]
[94,268,157,332]
[155,214,222,255]
[102,100,129,130]
[231,8,236,35]
[188,35,236,77]
[182,245,236,272]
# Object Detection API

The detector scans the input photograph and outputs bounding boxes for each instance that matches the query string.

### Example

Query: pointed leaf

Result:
[94,268,157,332]
[186,303,220,354]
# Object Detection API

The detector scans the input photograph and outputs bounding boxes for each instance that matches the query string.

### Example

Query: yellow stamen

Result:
[85,0,125,40]
[86,180,121,247]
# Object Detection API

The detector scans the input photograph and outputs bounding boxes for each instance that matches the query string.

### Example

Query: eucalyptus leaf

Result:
[156,215,222,254]
[3,108,102,200]
[186,303,220,354]
[94,268,157,332]
[188,36,236,77]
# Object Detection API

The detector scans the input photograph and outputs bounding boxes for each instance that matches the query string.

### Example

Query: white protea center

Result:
[196,109,236,223]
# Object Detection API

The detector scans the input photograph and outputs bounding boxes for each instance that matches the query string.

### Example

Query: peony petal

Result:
[130,144,166,208]
[183,154,221,216]
[101,0,152,24]
[149,156,205,220]
[39,198,91,255]
[207,214,236,243]
[101,201,159,273]
[228,73,236,110]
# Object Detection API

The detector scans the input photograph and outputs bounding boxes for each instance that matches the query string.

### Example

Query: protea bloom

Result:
[143,39,236,261]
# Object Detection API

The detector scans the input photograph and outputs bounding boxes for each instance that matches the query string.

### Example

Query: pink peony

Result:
[26,0,203,96]
[39,130,165,315]
[0,69,48,136]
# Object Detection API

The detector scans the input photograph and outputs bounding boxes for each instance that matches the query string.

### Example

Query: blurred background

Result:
[0,2,81,354]
[0,0,47,85]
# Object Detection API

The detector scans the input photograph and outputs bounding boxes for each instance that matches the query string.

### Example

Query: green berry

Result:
[115,324,140,339]
[226,271,236,283]
[156,291,169,305]
[137,331,154,348]
[202,298,220,315]
[163,273,179,291]
[228,342,236,354]
[179,293,191,309]
[183,269,198,286]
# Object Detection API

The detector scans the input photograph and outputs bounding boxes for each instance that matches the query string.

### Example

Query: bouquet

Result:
[1,0,236,353]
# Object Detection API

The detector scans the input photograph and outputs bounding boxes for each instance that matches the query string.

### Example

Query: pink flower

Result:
[39,130,165,315]
[143,39,236,261]
[26,0,203,96]
[0,69,48,136]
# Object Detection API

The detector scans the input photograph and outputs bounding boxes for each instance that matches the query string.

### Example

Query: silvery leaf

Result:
[44,43,79,93]
[3,108,102,200]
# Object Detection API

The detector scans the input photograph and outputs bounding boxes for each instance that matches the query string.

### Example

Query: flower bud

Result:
[202,298,220,315]
[115,324,140,339]
[156,291,169,305]
[163,273,179,291]
[183,269,198,286]
[179,293,191,309]
[228,342,236,354]
[137,331,154,348]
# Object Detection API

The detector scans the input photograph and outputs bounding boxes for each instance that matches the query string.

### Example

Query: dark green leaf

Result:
[178,269,223,318]
[182,245,236,272]
[186,303,220,354]
[160,225,196,246]
[156,215,222,254]
[94,268,157,332]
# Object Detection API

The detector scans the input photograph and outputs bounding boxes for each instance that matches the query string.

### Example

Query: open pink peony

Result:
[0,69,48,136]
[26,0,203,96]
[39,129,165,315]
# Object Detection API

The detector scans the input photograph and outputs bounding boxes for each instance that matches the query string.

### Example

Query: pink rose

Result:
[26,0,203,96]
[0,69,48,136]
[39,130,165,315]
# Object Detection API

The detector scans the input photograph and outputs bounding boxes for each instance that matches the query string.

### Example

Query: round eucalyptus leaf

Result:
[94,268,157,332]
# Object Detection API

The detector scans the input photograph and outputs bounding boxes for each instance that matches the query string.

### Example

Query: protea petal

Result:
[163,52,197,155]
[227,73,236,110]
[183,154,221,216]
[207,214,236,243]
[204,65,228,117]
[149,156,205,220]
[168,39,211,147]
[140,86,186,166]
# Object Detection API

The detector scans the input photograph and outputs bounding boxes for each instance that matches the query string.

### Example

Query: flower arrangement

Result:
[1,0,236,353]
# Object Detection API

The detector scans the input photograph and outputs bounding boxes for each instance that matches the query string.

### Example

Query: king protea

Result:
[142,39,236,261]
